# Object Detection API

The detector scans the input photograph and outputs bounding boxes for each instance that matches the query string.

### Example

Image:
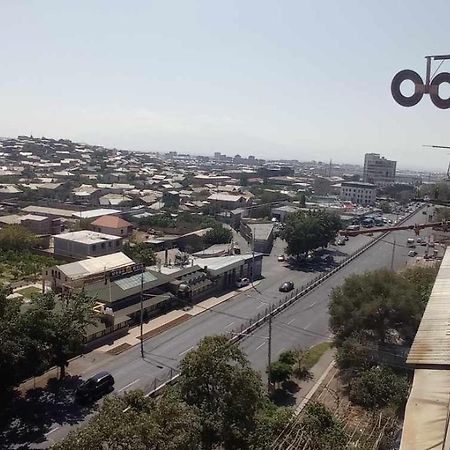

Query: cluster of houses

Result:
[0,135,419,346]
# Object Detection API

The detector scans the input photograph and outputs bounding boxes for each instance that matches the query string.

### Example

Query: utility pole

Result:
[250,227,255,286]
[390,238,396,271]
[140,264,144,358]
[267,313,272,394]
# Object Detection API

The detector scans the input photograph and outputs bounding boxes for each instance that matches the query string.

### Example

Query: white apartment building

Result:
[340,181,376,206]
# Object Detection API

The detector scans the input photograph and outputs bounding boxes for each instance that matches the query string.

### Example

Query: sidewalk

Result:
[293,347,336,414]
[95,280,261,353]
[19,281,260,393]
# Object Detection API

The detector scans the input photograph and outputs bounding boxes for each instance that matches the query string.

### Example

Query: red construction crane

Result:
[340,220,449,237]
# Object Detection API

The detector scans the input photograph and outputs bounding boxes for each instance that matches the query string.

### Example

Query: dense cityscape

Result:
[2,1,450,449]
[0,131,447,449]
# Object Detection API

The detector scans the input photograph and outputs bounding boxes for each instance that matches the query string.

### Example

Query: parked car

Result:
[279,281,294,292]
[344,236,349,241]
[336,237,345,245]
[236,277,250,288]
[277,255,285,262]
[76,372,115,402]
[408,250,417,257]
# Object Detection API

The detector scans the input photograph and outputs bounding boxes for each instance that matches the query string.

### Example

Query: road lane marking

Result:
[45,426,60,436]
[118,378,141,392]
[179,346,194,356]
[257,303,265,309]
[224,321,235,329]
[287,318,295,325]
[255,341,266,351]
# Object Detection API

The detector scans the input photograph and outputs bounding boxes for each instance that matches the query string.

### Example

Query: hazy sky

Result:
[1,1,450,171]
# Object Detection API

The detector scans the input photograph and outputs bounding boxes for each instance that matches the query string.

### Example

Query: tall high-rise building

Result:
[363,153,396,186]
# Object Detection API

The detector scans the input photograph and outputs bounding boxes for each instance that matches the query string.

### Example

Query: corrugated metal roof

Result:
[407,248,450,366]
[400,369,450,450]
[58,252,134,279]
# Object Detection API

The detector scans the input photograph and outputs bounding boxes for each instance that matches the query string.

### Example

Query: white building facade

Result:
[340,181,376,206]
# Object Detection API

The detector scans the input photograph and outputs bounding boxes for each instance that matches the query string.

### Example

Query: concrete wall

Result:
[93,225,132,237]
[54,237,122,259]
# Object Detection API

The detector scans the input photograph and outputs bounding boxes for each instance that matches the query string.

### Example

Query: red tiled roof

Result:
[90,215,132,229]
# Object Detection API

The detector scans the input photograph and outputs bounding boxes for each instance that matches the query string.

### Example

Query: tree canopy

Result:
[0,225,38,251]
[178,335,266,449]
[329,269,425,345]
[204,225,232,246]
[54,335,292,450]
[52,391,202,450]
[434,206,450,222]
[330,266,438,415]
[0,290,94,398]
[122,242,156,266]
[281,210,342,258]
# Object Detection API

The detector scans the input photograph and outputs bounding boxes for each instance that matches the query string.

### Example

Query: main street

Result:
[33,206,435,447]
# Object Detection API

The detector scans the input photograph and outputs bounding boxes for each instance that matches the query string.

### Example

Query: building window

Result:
[116,240,120,247]
[92,244,97,252]
[120,229,123,235]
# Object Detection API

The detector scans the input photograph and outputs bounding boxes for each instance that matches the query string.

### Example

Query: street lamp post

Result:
[140,264,144,358]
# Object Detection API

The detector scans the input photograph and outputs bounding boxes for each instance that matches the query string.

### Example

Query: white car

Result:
[277,255,285,262]
[236,277,250,288]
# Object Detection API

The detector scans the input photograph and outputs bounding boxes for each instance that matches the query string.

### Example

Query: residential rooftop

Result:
[54,230,122,244]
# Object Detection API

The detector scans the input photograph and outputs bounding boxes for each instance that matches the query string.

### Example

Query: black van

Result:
[76,371,115,402]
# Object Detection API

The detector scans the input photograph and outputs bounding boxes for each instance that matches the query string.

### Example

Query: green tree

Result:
[402,265,438,306]
[278,350,297,366]
[0,289,31,396]
[349,366,410,411]
[204,225,232,245]
[30,291,95,378]
[281,210,342,258]
[0,225,37,250]
[178,335,265,449]
[434,206,450,222]
[296,192,306,207]
[123,242,156,266]
[335,333,378,373]
[329,269,424,345]
[250,403,292,450]
[53,390,202,450]
[268,361,292,386]
[379,201,392,213]
[138,213,176,229]
[302,402,346,449]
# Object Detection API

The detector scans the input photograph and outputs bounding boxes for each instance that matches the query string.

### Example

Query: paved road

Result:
[32,206,435,447]
[243,210,438,376]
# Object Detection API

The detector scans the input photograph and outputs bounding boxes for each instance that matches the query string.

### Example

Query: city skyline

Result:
[1,1,450,171]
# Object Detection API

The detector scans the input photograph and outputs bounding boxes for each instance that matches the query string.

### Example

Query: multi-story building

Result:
[340,181,376,206]
[53,230,123,259]
[363,153,396,186]
[90,215,133,237]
